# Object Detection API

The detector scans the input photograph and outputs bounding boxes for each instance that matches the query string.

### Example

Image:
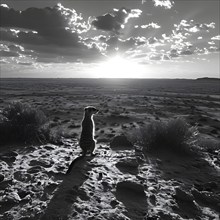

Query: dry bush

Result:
[0,102,50,145]
[128,118,199,155]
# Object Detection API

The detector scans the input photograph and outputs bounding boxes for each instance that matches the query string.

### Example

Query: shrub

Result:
[128,118,199,155]
[0,102,50,145]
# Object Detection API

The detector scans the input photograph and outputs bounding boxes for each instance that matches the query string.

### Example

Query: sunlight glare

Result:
[92,56,145,78]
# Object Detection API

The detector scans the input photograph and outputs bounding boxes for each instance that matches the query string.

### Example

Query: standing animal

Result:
[79,106,99,156]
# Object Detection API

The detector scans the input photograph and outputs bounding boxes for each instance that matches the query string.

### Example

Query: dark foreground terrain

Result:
[0,78,219,219]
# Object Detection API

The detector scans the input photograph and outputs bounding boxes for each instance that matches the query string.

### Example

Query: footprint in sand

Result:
[27,165,44,174]
[115,158,139,175]
[29,159,54,168]
[14,171,31,182]
[115,181,147,219]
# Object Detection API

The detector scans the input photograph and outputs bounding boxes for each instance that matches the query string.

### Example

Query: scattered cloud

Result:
[140,22,161,29]
[208,46,220,53]
[152,0,174,9]
[208,41,215,45]
[82,35,146,56]
[92,7,142,34]
[0,1,219,77]
[211,35,220,40]
[175,20,215,34]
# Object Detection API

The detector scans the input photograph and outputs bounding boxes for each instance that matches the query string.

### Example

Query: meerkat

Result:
[79,106,99,156]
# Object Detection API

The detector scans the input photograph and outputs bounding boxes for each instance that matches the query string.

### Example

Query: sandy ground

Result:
[0,78,220,219]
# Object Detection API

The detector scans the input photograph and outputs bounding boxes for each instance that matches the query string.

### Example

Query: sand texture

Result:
[0,78,220,219]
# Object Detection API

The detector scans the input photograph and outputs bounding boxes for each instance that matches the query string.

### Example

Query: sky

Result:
[0,0,219,78]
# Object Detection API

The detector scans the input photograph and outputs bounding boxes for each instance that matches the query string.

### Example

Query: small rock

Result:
[110,199,119,208]
[29,159,52,168]
[149,194,156,205]
[110,135,133,149]
[27,166,43,174]
[101,181,111,191]
[97,173,103,181]
[0,180,13,190]
[22,194,31,202]
[17,189,30,199]
[148,186,156,193]
[0,174,4,182]
[1,191,21,204]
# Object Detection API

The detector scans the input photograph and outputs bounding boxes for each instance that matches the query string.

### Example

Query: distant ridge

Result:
[196,77,220,81]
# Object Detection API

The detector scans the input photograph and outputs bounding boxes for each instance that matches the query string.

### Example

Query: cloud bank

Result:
[92,8,142,35]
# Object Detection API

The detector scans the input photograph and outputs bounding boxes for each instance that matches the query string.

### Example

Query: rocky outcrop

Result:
[110,135,133,150]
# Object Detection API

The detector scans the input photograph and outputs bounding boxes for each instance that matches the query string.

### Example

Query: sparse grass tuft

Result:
[0,102,50,145]
[128,118,199,155]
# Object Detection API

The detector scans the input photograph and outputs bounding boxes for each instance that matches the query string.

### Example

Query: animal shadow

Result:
[41,155,92,220]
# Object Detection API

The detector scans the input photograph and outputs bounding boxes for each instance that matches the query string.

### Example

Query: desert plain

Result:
[0,78,219,220]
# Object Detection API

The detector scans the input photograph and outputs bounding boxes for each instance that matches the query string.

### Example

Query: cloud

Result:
[208,46,220,53]
[175,20,216,34]
[0,43,29,58]
[0,59,9,64]
[152,0,174,9]
[0,50,19,57]
[166,45,194,58]
[0,4,104,63]
[147,37,164,47]
[211,35,220,40]
[83,36,146,55]
[92,7,142,34]
[0,3,89,35]
[0,4,84,47]
[208,41,215,45]
[188,23,215,33]
[140,22,161,29]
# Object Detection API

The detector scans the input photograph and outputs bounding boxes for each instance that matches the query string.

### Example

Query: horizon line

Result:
[1,77,220,80]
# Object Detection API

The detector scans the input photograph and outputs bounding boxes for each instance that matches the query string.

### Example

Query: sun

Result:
[92,56,145,78]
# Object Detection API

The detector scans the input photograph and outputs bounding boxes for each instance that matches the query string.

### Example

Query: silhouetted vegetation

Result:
[0,102,50,145]
[128,118,199,155]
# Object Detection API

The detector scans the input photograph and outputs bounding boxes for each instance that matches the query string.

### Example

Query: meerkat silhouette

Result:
[79,106,99,156]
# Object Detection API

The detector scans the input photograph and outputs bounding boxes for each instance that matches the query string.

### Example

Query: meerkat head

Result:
[84,106,99,116]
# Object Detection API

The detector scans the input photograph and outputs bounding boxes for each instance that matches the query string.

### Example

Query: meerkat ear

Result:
[84,107,91,112]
